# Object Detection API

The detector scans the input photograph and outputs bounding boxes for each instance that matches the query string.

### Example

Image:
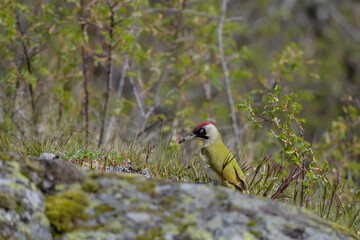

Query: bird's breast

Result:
[198,147,222,182]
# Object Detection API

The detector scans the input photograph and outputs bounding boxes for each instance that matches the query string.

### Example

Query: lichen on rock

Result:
[0,153,358,240]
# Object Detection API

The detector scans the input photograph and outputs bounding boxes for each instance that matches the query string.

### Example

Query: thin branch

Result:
[218,0,240,149]
[144,70,197,119]
[135,70,197,138]
[103,56,129,145]
[129,76,146,119]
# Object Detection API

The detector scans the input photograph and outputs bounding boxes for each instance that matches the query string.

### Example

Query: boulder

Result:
[0,153,357,240]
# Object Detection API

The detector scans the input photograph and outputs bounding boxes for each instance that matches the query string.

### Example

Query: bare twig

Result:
[218,0,240,149]
[99,2,115,147]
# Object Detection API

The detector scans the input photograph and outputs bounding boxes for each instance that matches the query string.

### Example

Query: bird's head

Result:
[178,122,221,145]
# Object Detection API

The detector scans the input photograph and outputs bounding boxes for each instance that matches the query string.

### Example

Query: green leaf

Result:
[348,105,357,120]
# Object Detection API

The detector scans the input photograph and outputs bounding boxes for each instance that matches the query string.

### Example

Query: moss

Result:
[32,211,51,227]
[94,204,114,216]
[24,157,43,173]
[45,190,89,235]
[82,179,99,193]
[88,171,107,179]
[161,223,180,237]
[139,181,156,194]
[89,171,139,180]
[242,232,257,240]
[184,226,212,240]
[1,154,11,161]
[174,210,185,218]
[137,227,162,239]
[161,195,177,209]
[55,184,67,192]
[96,220,123,233]
[330,222,358,239]
[247,220,256,228]
[247,220,263,238]
[216,192,228,200]
[0,192,18,211]
[182,195,194,204]
[249,230,263,238]
[182,214,197,225]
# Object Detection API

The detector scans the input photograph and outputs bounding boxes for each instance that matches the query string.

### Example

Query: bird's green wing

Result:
[221,159,248,192]
[232,163,248,192]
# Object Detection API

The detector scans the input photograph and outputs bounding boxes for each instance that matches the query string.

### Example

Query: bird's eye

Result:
[199,129,204,134]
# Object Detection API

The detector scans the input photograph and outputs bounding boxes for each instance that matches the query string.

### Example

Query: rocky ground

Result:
[0,153,358,240]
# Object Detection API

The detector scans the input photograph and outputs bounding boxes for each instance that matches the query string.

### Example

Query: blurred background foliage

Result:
[0,0,360,233]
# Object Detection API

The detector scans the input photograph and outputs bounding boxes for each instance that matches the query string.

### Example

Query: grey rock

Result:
[0,156,53,240]
[105,165,152,179]
[0,153,358,240]
[126,212,151,223]
[39,153,57,160]
[62,231,123,240]
[142,168,151,179]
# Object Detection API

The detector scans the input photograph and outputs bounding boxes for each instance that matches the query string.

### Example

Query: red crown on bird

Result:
[192,122,215,132]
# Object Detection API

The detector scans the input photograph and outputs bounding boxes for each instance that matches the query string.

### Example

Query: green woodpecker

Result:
[179,122,248,192]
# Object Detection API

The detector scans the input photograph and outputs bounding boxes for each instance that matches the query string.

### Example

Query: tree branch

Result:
[145,70,197,119]
[99,2,115,147]
[129,76,146,119]
[218,0,240,150]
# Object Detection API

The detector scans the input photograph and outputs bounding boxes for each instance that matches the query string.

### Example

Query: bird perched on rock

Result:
[179,122,248,193]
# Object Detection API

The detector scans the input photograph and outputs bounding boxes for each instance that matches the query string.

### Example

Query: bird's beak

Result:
[178,133,195,144]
